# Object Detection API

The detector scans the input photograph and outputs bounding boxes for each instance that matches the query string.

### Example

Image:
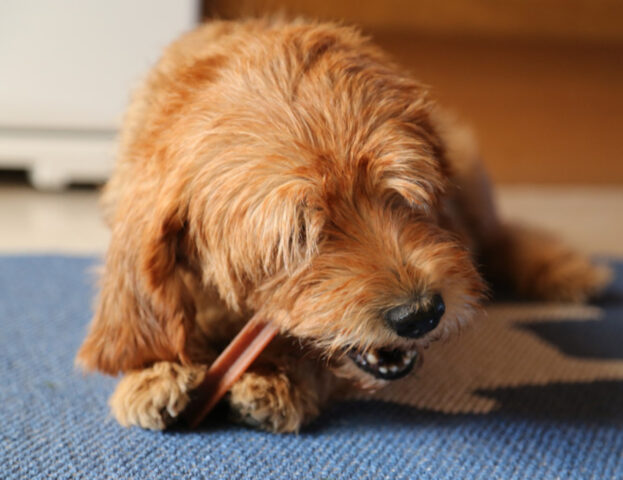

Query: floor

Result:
[0,183,621,256]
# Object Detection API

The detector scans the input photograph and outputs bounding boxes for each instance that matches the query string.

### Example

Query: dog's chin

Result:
[347,346,418,381]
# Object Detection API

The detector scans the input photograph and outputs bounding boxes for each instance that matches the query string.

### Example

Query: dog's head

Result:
[247,155,483,388]
[258,184,484,387]
[185,30,486,388]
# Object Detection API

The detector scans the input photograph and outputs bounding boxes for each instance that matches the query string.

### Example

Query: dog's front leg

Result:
[109,362,206,430]
[108,350,332,432]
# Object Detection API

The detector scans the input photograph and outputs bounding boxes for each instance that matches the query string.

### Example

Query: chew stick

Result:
[183,315,279,428]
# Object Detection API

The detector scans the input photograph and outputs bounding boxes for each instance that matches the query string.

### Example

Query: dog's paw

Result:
[109,362,205,430]
[493,223,613,303]
[228,370,317,433]
[533,256,612,303]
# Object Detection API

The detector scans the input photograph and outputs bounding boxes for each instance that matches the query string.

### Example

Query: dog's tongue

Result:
[182,316,279,428]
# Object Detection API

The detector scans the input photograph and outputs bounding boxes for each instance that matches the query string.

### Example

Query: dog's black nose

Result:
[384,294,445,338]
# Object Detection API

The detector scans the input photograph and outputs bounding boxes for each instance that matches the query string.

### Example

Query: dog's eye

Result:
[293,207,324,254]
[298,222,307,247]
[384,192,432,222]
[293,208,311,253]
[386,192,414,211]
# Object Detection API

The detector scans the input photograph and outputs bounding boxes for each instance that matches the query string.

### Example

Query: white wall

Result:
[0,0,198,188]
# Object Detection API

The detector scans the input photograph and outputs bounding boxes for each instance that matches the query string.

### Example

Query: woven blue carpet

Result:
[1,256,622,479]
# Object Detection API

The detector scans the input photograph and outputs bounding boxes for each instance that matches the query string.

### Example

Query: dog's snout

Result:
[384,294,445,338]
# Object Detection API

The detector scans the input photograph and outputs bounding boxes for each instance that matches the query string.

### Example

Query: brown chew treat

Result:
[182,316,280,428]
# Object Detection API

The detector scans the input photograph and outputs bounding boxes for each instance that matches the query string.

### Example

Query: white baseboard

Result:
[0,129,115,190]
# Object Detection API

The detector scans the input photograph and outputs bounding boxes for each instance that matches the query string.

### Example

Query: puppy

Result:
[76,18,610,432]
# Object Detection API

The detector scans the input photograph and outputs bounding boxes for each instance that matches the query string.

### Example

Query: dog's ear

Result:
[76,202,194,375]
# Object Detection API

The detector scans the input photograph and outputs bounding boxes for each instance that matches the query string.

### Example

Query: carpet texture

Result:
[1,256,622,479]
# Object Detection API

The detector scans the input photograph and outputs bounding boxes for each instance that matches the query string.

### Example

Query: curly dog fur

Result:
[76,18,611,432]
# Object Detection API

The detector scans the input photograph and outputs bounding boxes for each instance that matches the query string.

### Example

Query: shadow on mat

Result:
[307,380,623,431]
[474,380,623,420]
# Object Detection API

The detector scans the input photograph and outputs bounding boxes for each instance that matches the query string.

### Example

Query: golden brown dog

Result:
[76,18,610,432]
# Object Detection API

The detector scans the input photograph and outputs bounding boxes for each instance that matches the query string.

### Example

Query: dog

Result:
[76,18,611,433]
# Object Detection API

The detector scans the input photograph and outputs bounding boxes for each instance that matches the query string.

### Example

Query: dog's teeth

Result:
[379,366,388,374]
[390,365,399,373]
[402,356,411,365]
[366,352,378,364]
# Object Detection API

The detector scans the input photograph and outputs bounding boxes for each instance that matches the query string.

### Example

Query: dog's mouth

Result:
[347,346,418,380]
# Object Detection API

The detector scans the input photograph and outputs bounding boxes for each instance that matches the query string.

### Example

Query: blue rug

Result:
[1,256,622,479]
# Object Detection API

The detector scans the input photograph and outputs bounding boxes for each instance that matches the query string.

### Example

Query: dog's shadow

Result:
[307,379,623,433]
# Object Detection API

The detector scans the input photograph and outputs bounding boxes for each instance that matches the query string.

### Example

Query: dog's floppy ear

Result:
[76,200,194,375]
